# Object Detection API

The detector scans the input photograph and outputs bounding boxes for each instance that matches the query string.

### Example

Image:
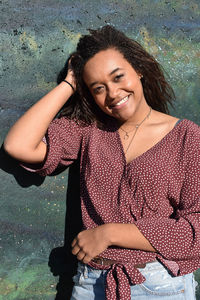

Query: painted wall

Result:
[1,0,200,299]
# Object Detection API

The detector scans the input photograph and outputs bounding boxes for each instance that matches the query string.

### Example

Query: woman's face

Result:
[83,48,147,123]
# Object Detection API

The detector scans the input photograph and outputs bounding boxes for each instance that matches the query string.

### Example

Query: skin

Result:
[4,48,179,265]
[83,49,179,164]
[72,49,179,263]
[83,48,149,125]
[3,65,75,163]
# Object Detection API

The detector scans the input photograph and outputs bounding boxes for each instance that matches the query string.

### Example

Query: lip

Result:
[109,95,130,110]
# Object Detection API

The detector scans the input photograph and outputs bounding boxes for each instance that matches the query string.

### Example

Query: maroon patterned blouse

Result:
[35,118,200,300]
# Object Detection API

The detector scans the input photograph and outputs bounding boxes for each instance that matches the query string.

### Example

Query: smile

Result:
[110,95,129,110]
[115,96,129,106]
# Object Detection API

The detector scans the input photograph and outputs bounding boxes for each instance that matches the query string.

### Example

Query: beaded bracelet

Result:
[63,80,75,91]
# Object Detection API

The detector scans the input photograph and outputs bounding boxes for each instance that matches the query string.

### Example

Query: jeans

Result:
[70,261,197,299]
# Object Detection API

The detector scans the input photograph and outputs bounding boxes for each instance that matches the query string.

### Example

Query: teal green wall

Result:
[1,1,200,299]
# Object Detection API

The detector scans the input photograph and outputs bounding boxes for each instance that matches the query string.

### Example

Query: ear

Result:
[138,73,143,79]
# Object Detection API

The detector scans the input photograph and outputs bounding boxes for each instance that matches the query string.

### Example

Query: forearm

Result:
[4,81,73,163]
[71,223,156,264]
[106,223,156,252]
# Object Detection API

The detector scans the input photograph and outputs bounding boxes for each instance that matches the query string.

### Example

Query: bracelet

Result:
[63,80,75,91]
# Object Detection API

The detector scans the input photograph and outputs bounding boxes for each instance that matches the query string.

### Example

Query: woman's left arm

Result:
[134,124,200,265]
[71,222,155,264]
[134,127,200,263]
[72,124,200,264]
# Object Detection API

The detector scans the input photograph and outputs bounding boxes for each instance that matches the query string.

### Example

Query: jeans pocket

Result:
[139,264,185,296]
[193,274,198,297]
[72,263,85,285]
[72,263,102,286]
[72,271,82,285]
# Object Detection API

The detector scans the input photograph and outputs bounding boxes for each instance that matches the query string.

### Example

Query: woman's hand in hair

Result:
[64,57,76,92]
[4,57,77,164]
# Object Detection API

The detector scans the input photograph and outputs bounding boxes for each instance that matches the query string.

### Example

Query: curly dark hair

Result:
[57,25,175,125]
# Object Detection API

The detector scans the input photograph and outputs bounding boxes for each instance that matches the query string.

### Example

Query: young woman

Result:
[4,26,199,300]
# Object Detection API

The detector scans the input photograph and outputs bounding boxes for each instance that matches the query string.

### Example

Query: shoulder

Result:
[169,119,200,150]
[50,117,80,129]
[173,119,200,163]
[179,120,200,152]
[149,112,199,153]
[48,117,93,135]
[177,119,200,137]
[151,110,199,135]
[150,110,179,129]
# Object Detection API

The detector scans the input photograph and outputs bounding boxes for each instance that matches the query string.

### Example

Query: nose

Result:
[106,83,119,101]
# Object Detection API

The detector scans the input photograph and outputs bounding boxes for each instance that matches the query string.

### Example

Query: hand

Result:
[64,57,76,92]
[71,224,111,264]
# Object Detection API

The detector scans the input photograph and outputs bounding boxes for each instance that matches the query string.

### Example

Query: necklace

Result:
[119,107,152,154]
[120,127,136,140]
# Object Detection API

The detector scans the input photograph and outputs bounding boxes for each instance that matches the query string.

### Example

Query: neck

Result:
[118,104,151,129]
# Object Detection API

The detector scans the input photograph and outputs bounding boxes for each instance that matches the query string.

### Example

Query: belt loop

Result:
[83,264,88,279]
[101,257,104,266]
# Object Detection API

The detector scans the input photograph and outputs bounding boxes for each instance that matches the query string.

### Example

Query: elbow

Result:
[3,138,47,164]
[3,139,12,155]
[3,136,27,161]
[3,140,30,162]
[3,139,19,159]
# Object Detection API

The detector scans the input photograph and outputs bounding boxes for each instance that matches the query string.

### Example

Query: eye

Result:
[114,74,124,82]
[93,86,105,94]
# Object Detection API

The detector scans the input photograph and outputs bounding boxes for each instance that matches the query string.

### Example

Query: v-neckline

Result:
[115,119,185,167]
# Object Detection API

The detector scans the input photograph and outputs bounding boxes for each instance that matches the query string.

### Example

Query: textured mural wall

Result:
[1,0,200,299]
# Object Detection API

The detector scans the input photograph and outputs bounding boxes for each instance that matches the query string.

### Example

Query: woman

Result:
[4,25,199,299]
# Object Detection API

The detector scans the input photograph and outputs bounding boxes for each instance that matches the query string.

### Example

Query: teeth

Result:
[115,96,129,106]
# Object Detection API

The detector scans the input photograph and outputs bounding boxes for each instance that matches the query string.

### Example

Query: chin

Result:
[104,107,135,122]
[115,112,135,122]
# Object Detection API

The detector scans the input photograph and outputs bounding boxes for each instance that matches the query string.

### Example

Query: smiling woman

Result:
[3,26,199,299]
[83,49,148,123]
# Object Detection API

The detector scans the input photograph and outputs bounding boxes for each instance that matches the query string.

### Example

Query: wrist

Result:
[63,79,75,92]
[102,223,116,247]
[59,81,74,97]
[104,223,137,247]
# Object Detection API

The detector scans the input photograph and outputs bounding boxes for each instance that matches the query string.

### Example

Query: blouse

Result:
[33,118,200,300]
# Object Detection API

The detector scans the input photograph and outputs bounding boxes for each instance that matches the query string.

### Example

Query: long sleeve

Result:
[136,124,200,262]
[21,117,84,176]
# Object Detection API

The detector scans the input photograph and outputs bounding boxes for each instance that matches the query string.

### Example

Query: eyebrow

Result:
[89,67,123,87]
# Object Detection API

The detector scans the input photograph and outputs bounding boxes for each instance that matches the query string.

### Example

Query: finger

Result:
[68,55,74,69]
[71,238,77,248]
[76,250,86,261]
[72,244,81,256]
[82,254,92,264]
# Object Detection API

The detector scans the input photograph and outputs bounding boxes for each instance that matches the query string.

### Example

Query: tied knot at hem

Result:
[105,262,145,300]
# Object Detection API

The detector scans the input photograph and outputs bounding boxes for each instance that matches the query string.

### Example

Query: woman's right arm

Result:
[4,73,75,164]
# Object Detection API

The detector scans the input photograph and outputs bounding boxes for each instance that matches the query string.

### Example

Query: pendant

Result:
[124,132,129,140]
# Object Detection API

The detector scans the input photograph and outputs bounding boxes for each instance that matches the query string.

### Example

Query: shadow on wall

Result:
[49,158,82,300]
[0,145,45,187]
[2,144,200,299]
[0,145,82,300]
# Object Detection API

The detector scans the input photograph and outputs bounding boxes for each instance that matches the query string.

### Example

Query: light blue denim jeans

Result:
[71,261,197,300]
